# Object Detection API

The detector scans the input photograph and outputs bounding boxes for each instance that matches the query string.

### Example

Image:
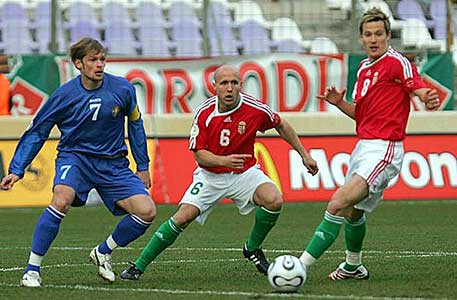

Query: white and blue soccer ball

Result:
[267,255,307,292]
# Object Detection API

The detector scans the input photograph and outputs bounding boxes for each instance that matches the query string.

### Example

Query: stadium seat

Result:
[33,1,66,53]
[170,20,202,57]
[401,18,445,50]
[68,20,100,44]
[275,39,305,54]
[397,0,435,29]
[135,1,167,27]
[238,19,271,55]
[271,17,310,51]
[206,0,233,28]
[65,1,98,26]
[233,0,270,28]
[208,21,239,57]
[0,20,36,54]
[429,0,448,40]
[326,0,352,11]
[138,23,172,57]
[309,37,339,54]
[104,21,138,56]
[167,1,199,23]
[0,2,28,23]
[361,0,404,30]
[100,1,133,28]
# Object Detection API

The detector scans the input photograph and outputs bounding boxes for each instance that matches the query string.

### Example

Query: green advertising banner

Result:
[7,55,61,116]
[5,52,454,115]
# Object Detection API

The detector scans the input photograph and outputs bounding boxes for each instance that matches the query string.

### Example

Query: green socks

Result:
[246,206,280,251]
[343,215,366,271]
[135,217,182,272]
[305,211,344,259]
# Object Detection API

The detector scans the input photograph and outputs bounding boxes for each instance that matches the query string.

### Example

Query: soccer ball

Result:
[267,255,307,292]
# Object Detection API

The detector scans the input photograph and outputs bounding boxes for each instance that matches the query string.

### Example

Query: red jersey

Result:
[189,92,281,173]
[353,47,426,141]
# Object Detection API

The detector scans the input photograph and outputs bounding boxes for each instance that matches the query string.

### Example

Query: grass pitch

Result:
[0,200,456,300]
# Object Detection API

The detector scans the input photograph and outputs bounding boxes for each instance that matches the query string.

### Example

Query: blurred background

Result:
[0,0,456,57]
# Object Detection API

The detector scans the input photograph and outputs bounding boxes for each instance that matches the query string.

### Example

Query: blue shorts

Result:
[53,151,149,216]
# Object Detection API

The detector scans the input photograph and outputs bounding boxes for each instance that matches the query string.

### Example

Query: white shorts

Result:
[347,139,404,212]
[180,165,274,224]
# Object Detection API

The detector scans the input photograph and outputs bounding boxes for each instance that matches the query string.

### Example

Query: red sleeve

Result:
[400,60,426,93]
[259,111,281,133]
[189,114,208,151]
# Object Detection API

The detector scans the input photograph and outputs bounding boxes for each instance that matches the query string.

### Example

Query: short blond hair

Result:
[359,7,391,35]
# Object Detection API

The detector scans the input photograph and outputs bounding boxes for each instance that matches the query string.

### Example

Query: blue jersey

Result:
[9,73,149,178]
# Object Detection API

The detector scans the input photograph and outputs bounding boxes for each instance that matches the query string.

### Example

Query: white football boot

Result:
[89,247,115,283]
[21,270,42,287]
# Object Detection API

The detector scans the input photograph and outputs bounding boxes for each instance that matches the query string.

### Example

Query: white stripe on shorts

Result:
[366,141,394,184]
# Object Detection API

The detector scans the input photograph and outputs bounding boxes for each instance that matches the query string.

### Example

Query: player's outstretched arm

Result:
[275,119,318,175]
[414,88,440,111]
[0,173,20,190]
[317,86,355,119]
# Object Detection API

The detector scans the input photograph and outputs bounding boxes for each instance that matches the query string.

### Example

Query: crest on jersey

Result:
[238,121,246,134]
[112,105,121,118]
[190,123,199,138]
[372,72,379,85]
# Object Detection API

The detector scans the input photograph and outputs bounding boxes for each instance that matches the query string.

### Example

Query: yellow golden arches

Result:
[254,142,282,193]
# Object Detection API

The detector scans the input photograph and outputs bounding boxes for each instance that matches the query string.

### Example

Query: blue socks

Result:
[98,214,152,254]
[25,206,65,273]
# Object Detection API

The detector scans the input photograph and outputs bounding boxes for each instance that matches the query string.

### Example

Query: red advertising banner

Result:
[151,135,457,203]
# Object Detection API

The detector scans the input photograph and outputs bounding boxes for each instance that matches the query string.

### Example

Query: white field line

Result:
[0,282,446,300]
[0,247,455,273]
[1,246,457,256]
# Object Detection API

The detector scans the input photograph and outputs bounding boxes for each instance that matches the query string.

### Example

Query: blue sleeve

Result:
[126,85,150,171]
[9,95,60,178]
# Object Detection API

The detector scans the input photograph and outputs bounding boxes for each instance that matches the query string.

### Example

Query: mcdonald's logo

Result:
[254,142,282,193]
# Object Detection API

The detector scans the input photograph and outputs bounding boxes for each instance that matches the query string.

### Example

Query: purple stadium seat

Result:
[238,19,271,55]
[275,39,304,54]
[66,1,98,25]
[1,19,36,54]
[171,20,202,57]
[209,21,239,56]
[429,0,448,40]
[168,1,199,23]
[68,20,100,44]
[207,1,233,28]
[0,2,28,22]
[104,21,137,55]
[101,1,132,27]
[33,1,66,53]
[135,1,167,26]
[397,0,435,29]
[138,23,172,57]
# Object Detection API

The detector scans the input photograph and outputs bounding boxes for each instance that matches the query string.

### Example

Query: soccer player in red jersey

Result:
[120,64,319,280]
[299,8,440,280]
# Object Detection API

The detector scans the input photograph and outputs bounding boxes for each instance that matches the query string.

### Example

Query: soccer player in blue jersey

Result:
[0,38,156,287]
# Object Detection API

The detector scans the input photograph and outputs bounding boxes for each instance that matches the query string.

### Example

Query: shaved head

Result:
[213,64,240,83]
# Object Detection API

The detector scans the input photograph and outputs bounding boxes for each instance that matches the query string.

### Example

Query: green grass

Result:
[0,201,456,300]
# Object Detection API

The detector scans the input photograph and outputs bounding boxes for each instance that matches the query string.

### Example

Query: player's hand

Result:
[1,173,20,190]
[424,89,440,111]
[136,170,151,189]
[226,154,252,169]
[302,156,319,176]
[317,86,346,107]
